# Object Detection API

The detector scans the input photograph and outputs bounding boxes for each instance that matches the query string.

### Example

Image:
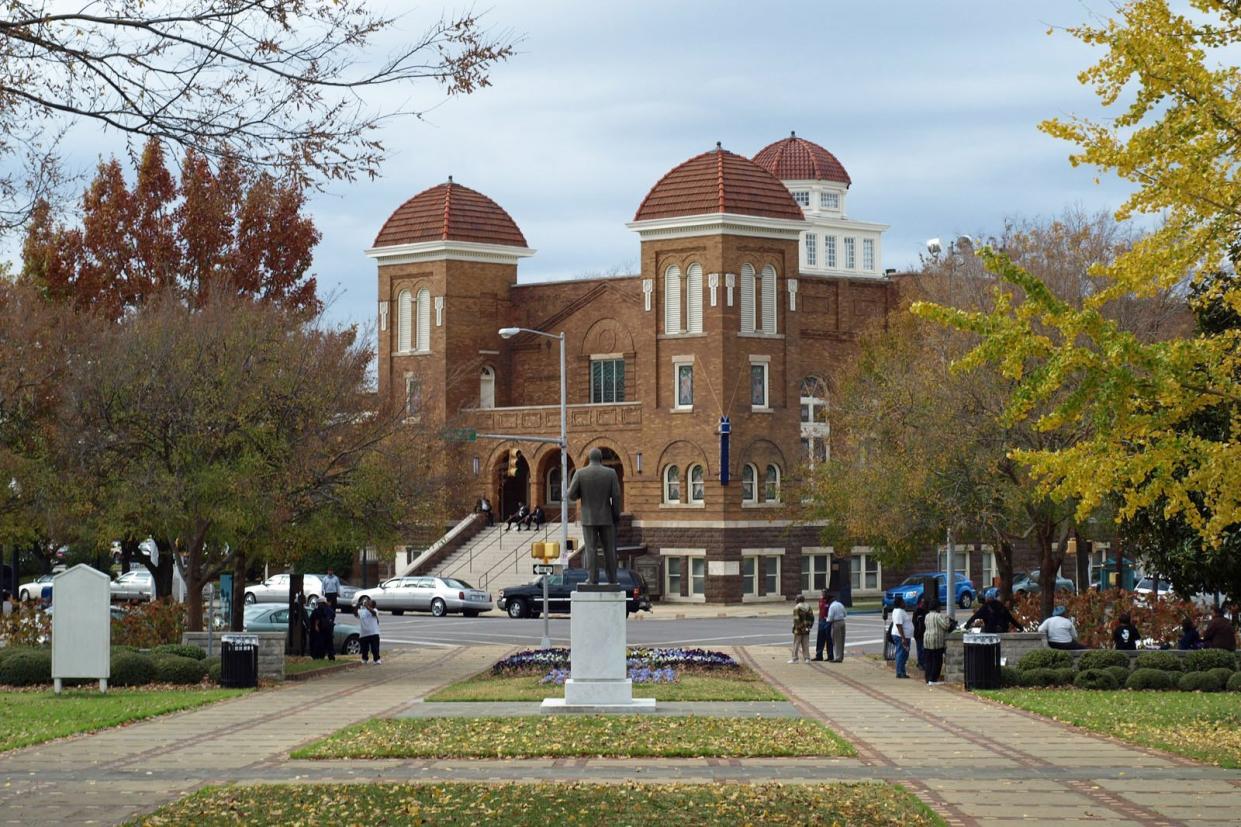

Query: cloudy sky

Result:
[19,1,1137,329]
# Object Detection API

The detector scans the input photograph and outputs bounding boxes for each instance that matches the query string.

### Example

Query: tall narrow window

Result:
[800,376,829,467]
[675,363,693,409]
[763,556,780,594]
[397,290,412,352]
[765,464,781,502]
[663,465,681,503]
[844,238,856,270]
[825,236,837,268]
[689,464,705,503]
[740,263,756,333]
[547,468,562,503]
[863,238,875,271]
[405,375,421,419]
[590,358,625,403]
[741,557,757,596]
[686,263,703,333]
[666,557,682,596]
[804,233,817,266]
[750,362,768,409]
[664,264,682,334]
[760,265,777,333]
[415,288,431,351]
[480,366,496,409]
[741,464,757,503]
[690,558,705,596]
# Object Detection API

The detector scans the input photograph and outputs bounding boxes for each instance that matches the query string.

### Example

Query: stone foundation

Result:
[182,631,285,680]
[943,632,1044,683]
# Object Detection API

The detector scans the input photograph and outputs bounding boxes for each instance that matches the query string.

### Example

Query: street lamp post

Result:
[499,326,567,650]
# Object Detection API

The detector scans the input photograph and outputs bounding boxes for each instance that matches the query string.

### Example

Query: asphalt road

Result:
[371,611,890,654]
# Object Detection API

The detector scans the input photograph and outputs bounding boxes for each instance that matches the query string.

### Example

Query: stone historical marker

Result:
[51,564,111,693]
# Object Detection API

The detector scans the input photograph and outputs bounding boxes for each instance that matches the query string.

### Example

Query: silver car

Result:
[110,569,154,601]
[355,576,491,617]
[243,573,359,610]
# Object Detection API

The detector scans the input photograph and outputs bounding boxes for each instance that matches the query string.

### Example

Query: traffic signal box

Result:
[507,448,520,477]
[531,541,560,561]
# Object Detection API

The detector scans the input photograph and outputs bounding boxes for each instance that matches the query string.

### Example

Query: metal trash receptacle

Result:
[963,632,1001,690]
[220,634,260,688]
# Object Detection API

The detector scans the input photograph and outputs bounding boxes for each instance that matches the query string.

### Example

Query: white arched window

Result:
[663,465,681,504]
[760,264,777,334]
[686,263,703,333]
[740,263,756,333]
[741,463,757,504]
[397,289,412,353]
[664,264,682,334]
[480,366,496,409]
[415,288,431,352]
[765,464,781,502]
[689,464,705,503]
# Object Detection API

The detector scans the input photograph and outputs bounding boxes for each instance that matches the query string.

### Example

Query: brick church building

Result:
[366,134,907,604]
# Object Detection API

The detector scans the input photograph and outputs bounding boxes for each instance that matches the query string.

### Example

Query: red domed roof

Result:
[373,180,527,248]
[752,133,851,186]
[633,145,804,222]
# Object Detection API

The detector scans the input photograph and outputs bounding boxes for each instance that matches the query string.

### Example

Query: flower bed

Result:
[493,647,738,676]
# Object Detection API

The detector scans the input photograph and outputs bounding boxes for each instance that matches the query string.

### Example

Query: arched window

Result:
[686,263,703,333]
[689,464,705,503]
[664,264,682,334]
[765,464,781,502]
[480,366,496,409]
[800,377,829,467]
[663,465,681,503]
[741,463,757,504]
[415,288,431,352]
[760,265,777,334]
[740,263,756,333]
[397,289,412,352]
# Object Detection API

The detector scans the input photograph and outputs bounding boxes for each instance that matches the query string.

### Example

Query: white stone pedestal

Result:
[541,588,655,712]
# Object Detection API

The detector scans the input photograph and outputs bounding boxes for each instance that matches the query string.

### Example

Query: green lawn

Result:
[284,656,360,676]
[426,667,783,702]
[0,687,246,753]
[291,715,854,759]
[131,782,940,826]
[982,689,1241,767]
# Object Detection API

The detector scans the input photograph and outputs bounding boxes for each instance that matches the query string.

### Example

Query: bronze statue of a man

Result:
[566,447,621,586]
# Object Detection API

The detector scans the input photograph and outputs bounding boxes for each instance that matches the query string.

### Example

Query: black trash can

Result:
[963,632,1001,690]
[220,633,260,688]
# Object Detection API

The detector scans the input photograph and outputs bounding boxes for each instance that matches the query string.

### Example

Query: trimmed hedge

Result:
[1207,667,1234,686]
[110,652,156,687]
[1074,669,1120,690]
[1077,650,1129,671]
[1126,668,1178,691]
[205,657,222,683]
[0,645,45,666]
[1185,649,1236,673]
[152,644,207,661]
[1022,667,1075,687]
[153,654,207,685]
[1017,649,1074,672]
[0,650,52,686]
[1228,672,1241,692]
[1134,651,1184,672]
[1178,670,1226,692]
[1104,666,1131,687]
[1000,666,1022,688]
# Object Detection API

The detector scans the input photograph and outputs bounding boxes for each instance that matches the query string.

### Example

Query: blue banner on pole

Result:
[219,573,233,624]
[719,416,731,485]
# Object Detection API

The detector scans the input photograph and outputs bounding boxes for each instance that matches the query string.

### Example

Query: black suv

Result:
[498,567,652,618]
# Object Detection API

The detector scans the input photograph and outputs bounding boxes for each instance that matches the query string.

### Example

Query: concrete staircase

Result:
[430,522,583,595]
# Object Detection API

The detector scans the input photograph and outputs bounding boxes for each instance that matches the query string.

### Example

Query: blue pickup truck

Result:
[883,572,977,615]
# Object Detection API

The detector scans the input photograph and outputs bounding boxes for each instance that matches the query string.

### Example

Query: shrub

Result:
[1185,649,1236,673]
[110,644,138,655]
[205,657,222,683]
[1228,672,1241,692]
[1135,651,1185,672]
[1105,666,1131,687]
[153,654,206,685]
[110,652,156,687]
[1017,649,1074,672]
[1000,666,1022,687]
[1207,667,1234,686]
[152,643,206,661]
[1126,668,1178,691]
[0,645,45,665]
[1077,650,1130,671]
[0,650,52,686]
[1074,668,1120,690]
[1178,670,1225,692]
[1021,667,1073,687]
[111,599,186,648]
[1053,667,1077,685]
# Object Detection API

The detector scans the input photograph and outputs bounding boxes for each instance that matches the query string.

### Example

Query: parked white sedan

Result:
[17,574,55,601]
[110,569,155,601]
[355,576,492,617]
[243,573,359,610]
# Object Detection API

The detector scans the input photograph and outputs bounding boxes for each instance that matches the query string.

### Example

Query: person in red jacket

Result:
[1201,608,1238,651]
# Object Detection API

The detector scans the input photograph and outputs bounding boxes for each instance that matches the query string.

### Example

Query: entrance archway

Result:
[496,451,530,521]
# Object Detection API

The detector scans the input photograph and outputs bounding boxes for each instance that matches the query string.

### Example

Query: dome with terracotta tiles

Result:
[752,132,851,187]
[373,179,527,248]
[633,144,804,222]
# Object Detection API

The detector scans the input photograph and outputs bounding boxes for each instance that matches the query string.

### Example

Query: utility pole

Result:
[946,528,956,622]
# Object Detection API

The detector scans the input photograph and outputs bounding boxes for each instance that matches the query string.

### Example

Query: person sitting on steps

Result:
[506,502,529,531]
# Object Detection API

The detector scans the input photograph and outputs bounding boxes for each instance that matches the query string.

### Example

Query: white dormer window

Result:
[863,238,875,271]
[792,191,810,207]
[844,238,856,270]
[804,233,816,267]
[820,191,839,209]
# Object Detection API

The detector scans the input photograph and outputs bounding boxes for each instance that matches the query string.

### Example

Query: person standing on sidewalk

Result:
[790,595,814,663]
[890,596,912,678]
[357,596,382,664]
[814,588,833,661]
[827,592,847,662]
[321,568,341,611]
[922,599,952,684]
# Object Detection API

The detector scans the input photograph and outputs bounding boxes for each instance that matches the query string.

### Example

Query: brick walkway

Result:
[1,643,1239,825]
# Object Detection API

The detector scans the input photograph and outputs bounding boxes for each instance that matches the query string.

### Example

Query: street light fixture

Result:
[498,325,567,650]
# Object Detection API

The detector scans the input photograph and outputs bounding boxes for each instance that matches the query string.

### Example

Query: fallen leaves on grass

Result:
[291,715,853,760]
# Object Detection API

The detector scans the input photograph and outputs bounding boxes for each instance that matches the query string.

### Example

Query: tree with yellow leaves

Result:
[913,0,1241,562]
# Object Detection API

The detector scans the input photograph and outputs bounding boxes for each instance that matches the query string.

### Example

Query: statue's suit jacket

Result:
[566,463,621,526]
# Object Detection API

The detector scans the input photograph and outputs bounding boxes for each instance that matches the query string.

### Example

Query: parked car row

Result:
[243,573,360,611]
[354,576,492,617]
[883,572,977,615]
[242,604,362,655]
[981,569,1076,601]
